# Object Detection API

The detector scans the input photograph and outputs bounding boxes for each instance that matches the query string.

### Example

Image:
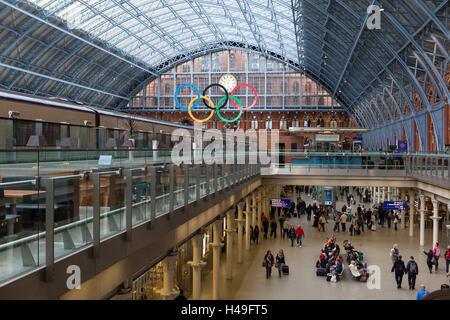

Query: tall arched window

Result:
[130,50,342,112]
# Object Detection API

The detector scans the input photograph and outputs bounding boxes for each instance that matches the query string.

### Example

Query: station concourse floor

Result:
[199,194,449,300]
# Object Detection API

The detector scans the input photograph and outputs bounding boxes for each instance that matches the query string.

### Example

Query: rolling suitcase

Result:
[282,265,289,275]
[316,268,327,277]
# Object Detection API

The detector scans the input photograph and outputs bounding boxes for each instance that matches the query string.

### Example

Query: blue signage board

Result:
[271,199,291,208]
[383,201,407,210]
[397,140,408,153]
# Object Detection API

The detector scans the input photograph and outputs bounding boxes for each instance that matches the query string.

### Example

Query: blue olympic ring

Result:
[174,84,201,111]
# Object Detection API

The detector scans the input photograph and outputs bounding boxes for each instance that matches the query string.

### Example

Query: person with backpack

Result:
[423,249,434,273]
[433,242,441,271]
[445,245,450,273]
[391,255,406,288]
[406,256,419,290]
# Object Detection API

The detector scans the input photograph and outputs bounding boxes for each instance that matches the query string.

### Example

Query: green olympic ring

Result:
[216,96,243,123]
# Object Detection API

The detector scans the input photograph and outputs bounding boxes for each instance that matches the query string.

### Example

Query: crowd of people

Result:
[389,243,450,299]
[314,236,344,282]
[258,186,450,300]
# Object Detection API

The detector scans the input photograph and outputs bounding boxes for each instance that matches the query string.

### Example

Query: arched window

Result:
[292,116,299,128]
[131,50,342,112]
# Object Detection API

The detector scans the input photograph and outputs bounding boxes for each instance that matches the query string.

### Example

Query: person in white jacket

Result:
[349,261,363,280]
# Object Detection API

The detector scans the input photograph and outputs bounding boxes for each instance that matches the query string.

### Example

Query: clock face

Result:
[218,74,238,93]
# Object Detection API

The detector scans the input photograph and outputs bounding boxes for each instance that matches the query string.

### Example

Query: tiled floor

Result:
[200,192,449,300]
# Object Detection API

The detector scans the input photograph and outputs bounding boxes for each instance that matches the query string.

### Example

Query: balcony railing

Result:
[0,149,260,285]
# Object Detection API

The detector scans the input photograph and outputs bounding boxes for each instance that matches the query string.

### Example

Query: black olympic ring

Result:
[202,83,229,110]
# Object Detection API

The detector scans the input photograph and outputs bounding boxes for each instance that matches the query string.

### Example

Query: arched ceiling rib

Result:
[0,0,447,131]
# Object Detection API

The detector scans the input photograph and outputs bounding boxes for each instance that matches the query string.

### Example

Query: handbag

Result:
[275,262,279,269]
[262,260,267,268]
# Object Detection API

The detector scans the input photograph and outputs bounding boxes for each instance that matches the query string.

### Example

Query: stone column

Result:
[257,189,262,229]
[381,186,385,204]
[235,202,245,264]
[431,198,440,248]
[377,187,381,204]
[251,191,257,228]
[409,191,415,237]
[264,188,269,222]
[210,220,224,300]
[187,234,206,300]
[400,189,406,229]
[387,187,391,201]
[157,251,179,300]
[371,186,374,204]
[244,196,251,250]
[419,193,425,247]
[225,210,235,280]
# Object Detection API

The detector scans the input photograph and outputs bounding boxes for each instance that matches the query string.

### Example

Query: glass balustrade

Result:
[0,149,261,284]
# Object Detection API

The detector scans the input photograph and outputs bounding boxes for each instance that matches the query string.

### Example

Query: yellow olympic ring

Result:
[188,96,215,123]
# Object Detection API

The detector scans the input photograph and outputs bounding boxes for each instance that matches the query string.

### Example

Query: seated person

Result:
[327,267,338,282]
[349,261,364,280]
[343,240,354,253]
[333,244,341,256]
[335,260,343,275]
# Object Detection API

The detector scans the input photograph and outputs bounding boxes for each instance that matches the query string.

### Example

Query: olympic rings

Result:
[175,84,201,110]
[216,96,243,123]
[188,96,215,123]
[174,83,257,123]
[202,83,228,110]
[230,83,258,111]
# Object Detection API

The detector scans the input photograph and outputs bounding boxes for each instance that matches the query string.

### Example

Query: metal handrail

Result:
[0,170,237,251]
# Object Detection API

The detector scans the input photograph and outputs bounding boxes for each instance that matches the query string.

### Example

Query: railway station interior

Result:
[0,0,449,301]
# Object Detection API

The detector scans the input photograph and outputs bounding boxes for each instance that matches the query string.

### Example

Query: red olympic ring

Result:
[230,83,258,111]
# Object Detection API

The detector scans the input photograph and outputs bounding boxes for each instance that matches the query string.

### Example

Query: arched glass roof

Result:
[0,0,448,149]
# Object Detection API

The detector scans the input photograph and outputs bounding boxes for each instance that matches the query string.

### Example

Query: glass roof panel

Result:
[27,0,298,68]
